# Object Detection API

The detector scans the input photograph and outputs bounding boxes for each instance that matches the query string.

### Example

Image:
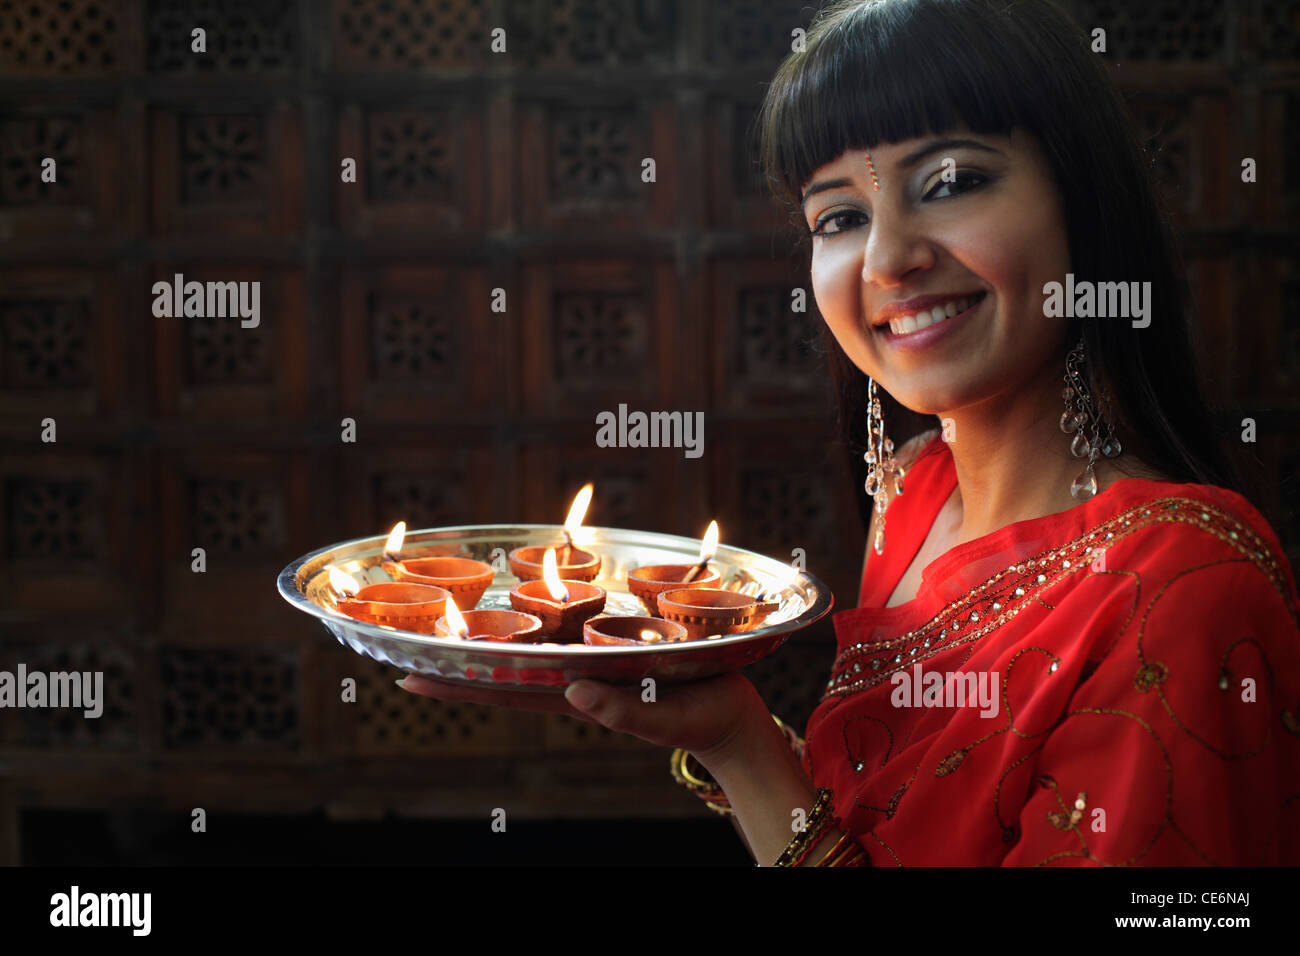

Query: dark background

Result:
[0,0,1297,865]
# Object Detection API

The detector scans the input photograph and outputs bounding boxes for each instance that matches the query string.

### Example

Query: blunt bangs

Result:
[759,0,1087,215]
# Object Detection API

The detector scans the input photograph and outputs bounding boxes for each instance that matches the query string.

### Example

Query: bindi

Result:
[864,152,881,190]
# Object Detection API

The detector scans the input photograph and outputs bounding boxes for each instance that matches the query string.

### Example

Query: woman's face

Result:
[801,127,1072,417]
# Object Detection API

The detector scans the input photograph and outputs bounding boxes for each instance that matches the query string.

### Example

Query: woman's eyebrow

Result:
[800,178,854,210]
[800,139,1005,208]
[897,138,1005,169]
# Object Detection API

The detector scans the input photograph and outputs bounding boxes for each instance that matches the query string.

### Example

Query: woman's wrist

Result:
[689,681,779,777]
[690,692,820,865]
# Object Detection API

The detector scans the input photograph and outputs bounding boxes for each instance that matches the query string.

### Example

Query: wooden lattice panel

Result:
[708,423,860,621]
[155,448,313,636]
[0,267,121,418]
[709,257,832,413]
[337,440,504,532]
[337,264,499,418]
[520,260,677,415]
[0,0,126,75]
[1070,0,1226,61]
[152,265,308,419]
[505,0,676,69]
[146,0,299,73]
[0,106,121,239]
[331,0,488,71]
[516,97,675,230]
[159,646,300,750]
[341,658,523,756]
[517,435,684,532]
[703,0,814,66]
[1,451,133,618]
[149,105,304,236]
[705,96,783,229]
[335,101,486,234]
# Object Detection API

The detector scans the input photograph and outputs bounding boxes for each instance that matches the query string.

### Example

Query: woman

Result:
[400,0,1300,865]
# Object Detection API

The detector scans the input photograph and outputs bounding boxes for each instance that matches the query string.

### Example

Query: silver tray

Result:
[277,524,834,692]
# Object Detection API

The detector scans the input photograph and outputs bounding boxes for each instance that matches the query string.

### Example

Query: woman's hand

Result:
[397,670,768,757]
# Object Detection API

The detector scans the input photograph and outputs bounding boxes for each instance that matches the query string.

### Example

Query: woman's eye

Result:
[924,169,987,200]
[810,210,868,238]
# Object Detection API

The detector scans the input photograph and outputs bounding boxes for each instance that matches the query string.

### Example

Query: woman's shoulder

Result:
[1095,479,1299,628]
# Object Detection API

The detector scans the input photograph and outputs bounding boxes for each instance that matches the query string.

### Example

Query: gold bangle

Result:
[670,748,733,814]
[821,836,864,867]
[813,832,851,866]
[671,713,798,817]
[773,787,836,866]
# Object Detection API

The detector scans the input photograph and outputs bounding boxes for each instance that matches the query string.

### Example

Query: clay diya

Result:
[434,596,543,644]
[627,563,720,617]
[628,520,722,614]
[511,483,601,582]
[378,522,496,609]
[509,548,606,641]
[583,614,688,646]
[509,545,601,583]
[656,588,780,641]
[383,556,495,609]
[327,567,450,635]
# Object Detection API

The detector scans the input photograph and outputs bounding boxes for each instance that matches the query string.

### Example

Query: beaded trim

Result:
[822,496,1294,702]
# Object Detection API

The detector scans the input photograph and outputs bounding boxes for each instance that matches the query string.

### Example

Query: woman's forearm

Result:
[695,702,839,865]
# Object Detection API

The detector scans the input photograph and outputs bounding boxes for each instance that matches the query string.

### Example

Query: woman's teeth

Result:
[888,293,983,335]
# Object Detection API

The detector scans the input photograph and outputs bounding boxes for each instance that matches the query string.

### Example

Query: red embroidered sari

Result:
[803,433,1300,865]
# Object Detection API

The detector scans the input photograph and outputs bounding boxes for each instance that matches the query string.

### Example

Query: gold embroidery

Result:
[823,496,1295,702]
[1134,660,1169,692]
[1135,562,1276,761]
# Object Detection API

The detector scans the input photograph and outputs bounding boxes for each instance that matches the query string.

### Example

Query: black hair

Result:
[756,0,1264,533]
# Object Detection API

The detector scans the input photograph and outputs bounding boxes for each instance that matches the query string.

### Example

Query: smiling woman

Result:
[733,0,1300,866]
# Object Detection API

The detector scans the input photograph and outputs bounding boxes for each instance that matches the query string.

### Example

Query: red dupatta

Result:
[803,433,1300,865]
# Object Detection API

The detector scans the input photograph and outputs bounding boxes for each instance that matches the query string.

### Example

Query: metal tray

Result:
[277,524,833,692]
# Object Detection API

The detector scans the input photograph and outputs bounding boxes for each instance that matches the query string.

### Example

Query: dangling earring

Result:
[864,377,904,554]
[1060,336,1122,499]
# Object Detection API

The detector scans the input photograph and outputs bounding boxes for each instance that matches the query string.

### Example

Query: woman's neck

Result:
[939,357,1135,545]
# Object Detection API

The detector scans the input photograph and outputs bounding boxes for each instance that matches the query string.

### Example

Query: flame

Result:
[699,520,719,563]
[564,483,593,536]
[542,548,570,602]
[443,596,470,638]
[328,566,360,598]
[385,521,406,556]
[640,629,662,644]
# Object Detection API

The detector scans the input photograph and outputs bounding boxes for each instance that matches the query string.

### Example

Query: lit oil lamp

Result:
[379,521,495,610]
[328,565,451,635]
[583,614,688,646]
[627,520,721,616]
[510,483,601,583]
[509,547,607,642]
[655,587,780,642]
[434,595,543,644]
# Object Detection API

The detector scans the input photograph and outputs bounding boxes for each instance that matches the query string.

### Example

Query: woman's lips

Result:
[877,292,987,350]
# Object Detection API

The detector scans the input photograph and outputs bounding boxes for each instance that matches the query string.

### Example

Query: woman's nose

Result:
[861,213,935,286]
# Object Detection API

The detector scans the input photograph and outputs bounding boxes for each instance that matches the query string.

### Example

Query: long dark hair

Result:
[756,0,1265,533]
